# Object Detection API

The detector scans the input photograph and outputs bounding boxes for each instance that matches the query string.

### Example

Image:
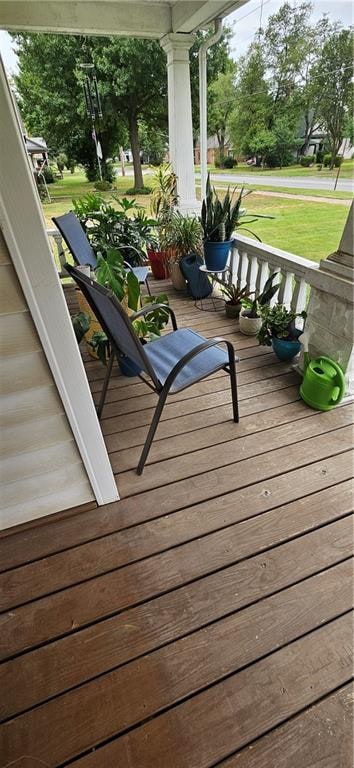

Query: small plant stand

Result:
[195,265,231,312]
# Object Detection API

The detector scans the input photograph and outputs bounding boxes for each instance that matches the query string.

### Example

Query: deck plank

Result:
[1,279,352,768]
[57,616,353,768]
[1,571,352,766]
[1,558,351,723]
[0,513,351,660]
[117,406,352,494]
[0,450,351,574]
[1,470,352,612]
[218,684,354,768]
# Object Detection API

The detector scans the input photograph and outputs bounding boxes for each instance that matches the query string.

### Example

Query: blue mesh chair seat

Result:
[65,264,239,475]
[53,212,151,293]
[145,329,230,393]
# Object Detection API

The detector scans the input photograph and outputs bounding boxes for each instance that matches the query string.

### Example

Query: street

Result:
[195,171,354,193]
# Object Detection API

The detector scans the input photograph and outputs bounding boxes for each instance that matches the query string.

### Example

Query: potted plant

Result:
[73,193,156,267]
[239,273,280,336]
[165,212,202,291]
[257,304,306,361]
[148,164,178,279]
[200,173,273,272]
[213,279,252,318]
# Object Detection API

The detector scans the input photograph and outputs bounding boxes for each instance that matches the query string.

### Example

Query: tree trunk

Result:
[129,112,144,189]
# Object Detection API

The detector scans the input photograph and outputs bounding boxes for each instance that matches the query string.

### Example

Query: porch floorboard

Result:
[0,278,353,767]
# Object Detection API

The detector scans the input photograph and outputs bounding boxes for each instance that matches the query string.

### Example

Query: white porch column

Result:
[161,33,199,213]
[303,202,354,395]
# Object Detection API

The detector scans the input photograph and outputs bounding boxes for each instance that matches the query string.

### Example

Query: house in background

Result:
[194,132,234,164]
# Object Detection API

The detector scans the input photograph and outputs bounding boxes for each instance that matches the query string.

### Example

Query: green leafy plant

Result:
[164,212,202,263]
[139,293,170,331]
[71,312,90,343]
[72,194,157,266]
[241,272,280,318]
[213,279,253,306]
[257,304,306,346]
[90,330,110,365]
[95,251,140,311]
[150,163,178,219]
[200,173,273,243]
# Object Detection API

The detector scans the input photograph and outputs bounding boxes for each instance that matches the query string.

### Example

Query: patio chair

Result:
[53,211,151,294]
[65,264,240,475]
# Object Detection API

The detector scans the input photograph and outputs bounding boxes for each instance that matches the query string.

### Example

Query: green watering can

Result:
[300,344,346,411]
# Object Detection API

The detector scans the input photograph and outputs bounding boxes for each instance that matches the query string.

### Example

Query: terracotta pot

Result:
[239,308,262,336]
[169,261,186,291]
[225,301,242,319]
[147,248,168,279]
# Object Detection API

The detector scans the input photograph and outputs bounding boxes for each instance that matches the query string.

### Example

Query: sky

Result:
[0,0,353,74]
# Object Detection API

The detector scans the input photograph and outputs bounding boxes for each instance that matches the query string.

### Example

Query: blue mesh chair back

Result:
[53,212,97,269]
[65,264,159,386]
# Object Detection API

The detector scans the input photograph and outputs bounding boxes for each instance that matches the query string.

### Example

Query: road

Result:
[195,171,354,193]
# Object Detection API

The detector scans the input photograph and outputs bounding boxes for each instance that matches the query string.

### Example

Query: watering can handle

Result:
[330,369,346,404]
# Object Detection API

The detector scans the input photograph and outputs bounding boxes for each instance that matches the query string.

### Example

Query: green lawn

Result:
[226,194,350,262]
[44,168,350,264]
[195,159,354,179]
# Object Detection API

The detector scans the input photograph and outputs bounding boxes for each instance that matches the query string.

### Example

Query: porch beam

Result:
[0,1,171,38]
[172,0,247,33]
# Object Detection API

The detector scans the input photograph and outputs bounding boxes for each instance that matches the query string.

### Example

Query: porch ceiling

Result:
[0,0,248,37]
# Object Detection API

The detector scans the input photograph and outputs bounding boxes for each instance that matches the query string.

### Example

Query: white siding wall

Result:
[0,230,94,529]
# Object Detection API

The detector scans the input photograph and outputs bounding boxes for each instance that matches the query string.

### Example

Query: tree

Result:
[228,45,271,159]
[94,38,167,189]
[261,1,313,121]
[314,29,354,168]
[296,16,339,155]
[14,34,124,180]
[207,63,237,160]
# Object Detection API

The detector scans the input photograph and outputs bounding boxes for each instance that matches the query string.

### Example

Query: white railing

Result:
[47,227,67,278]
[48,225,320,312]
[229,234,319,313]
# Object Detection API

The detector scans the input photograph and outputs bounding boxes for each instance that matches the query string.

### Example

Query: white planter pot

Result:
[239,308,262,336]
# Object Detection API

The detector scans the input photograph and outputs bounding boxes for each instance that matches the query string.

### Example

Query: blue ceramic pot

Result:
[272,332,301,361]
[204,239,233,271]
[119,356,142,377]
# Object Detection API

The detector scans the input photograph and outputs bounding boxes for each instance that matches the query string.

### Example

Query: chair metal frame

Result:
[65,264,239,474]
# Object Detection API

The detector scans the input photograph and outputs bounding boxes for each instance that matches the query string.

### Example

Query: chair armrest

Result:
[130,304,178,330]
[164,337,238,391]
[123,261,134,272]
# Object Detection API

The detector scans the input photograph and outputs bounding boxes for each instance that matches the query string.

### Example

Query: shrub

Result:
[323,153,343,168]
[125,186,151,195]
[224,155,237,168]
[57,152,67,172]
[299,155,313,167]
[94,180,112,191]
[316,149,324,164]
[41,164,55,184]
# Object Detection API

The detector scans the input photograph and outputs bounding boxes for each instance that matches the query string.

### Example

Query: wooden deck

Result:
[0,278,353,767]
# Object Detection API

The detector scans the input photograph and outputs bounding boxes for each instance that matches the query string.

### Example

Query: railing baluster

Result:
[239,250,249,289]
[229,243,239,285]
[248,254,258,296]
[257,259,269,295]
[291,277,308,313]
[269,266,281,307]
